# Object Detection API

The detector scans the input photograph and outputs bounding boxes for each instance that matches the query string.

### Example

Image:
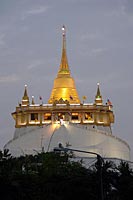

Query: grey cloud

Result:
[80,33,102,41]
[79,47,107,57]
[0,74,20,83]
[90,48,107,56]
[27,60,43,70]
[21,5,49,20]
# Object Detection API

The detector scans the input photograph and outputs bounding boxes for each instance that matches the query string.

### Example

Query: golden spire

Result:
[58,25,70,76]
[21,85,29,106]
[48,26,80,104]
[95,83,103,105]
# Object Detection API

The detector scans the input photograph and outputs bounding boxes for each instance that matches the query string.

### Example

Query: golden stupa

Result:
[11,25,115,128]
[48,25,80,104]
[5,25,130,161]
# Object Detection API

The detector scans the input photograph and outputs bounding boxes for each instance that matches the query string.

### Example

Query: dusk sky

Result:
[0,0,133,161]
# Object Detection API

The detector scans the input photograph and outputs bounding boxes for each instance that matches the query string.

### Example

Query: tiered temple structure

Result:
[5,26,130,160]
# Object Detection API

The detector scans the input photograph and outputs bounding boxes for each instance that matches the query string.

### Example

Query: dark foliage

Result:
[0,149,133,200]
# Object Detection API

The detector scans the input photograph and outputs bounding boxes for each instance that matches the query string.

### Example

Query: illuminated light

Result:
[62,27,65,31]
[51,124,60,131]
[97,121,104,124]
[88,121,94,123]
[55,121,60,124]
[72,113,78,116]
[30,104,40,106]
[52,124,57,128]
[62,25,65,31]
[97,82,100,86]
[44,113,51,116]
[60,119,64,125]
[64,123,67,128]
[29,121,40,124]
[62,25,66,36]
[25,84,27,87]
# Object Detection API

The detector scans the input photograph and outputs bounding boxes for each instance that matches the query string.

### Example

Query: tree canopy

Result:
[0,149,133,200]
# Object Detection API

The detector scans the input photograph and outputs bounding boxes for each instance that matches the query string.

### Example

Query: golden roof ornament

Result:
[10,27,115,132]
[95,83,103,105]
[21,85,29,106]
[48,26,80,104]
[58,25,70,76]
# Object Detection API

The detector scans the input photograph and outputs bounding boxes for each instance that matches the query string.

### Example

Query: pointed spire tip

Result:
[62,25,66,36]
[62,24,65,30]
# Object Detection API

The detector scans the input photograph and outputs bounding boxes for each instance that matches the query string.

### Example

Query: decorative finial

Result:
[96,83,101,97]
[95,83,103,105]
[62,25,66,36]
[57,25,70,76]
[31,96,35,105]
[24,84,28,97]
[22,84,29,106]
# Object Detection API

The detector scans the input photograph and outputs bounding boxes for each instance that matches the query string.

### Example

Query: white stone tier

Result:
[4,123,130,160]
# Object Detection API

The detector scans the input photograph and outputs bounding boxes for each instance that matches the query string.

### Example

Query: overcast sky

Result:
[0,0,133,161]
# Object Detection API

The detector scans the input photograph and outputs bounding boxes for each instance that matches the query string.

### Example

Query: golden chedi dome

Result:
[48,25,80,104]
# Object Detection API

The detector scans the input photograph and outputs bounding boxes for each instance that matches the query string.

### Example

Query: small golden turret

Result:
[48,25,80,104]
[21,85,29,106]
[95,83,103,105]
